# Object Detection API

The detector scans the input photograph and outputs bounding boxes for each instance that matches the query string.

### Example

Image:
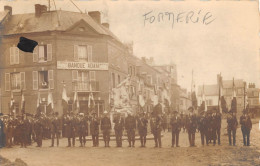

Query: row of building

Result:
[0,5,180,116]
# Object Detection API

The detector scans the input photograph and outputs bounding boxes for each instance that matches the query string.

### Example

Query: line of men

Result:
[0,106,253,148]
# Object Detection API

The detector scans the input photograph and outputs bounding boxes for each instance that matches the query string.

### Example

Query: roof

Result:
[0,10,9,24]
[222,79,244,88]
[197,84,219,96]
[1,10,121,43]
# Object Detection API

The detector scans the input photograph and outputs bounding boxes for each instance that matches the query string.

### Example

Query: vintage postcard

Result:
[0,0,259,166]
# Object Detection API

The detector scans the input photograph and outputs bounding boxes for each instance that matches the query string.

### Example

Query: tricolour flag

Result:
[88,84,95,109]
[73,90,79,112]
[62,85,69,114]
[21,90,25,115]
[231,78,237,113]
[47,91,54,115]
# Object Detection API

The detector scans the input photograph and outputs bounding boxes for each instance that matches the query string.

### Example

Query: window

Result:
[10,47,19,65]
[112,73,115,88]
[147,75,152,85]
[253,91,258,97]
[33,70,54,90]
[5,72,25,91]
[74,45,92,62]
[129,66,132,76]
[118,75,121,85]
[33,44,52,62]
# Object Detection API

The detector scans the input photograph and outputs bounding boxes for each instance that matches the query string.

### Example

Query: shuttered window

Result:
[10,47,19,64]
[87,45,93,62]
[48,70,54,89]
[21,72,26,90]
[90,71,96,81]
[72,70,78,82]
[47,44,52,61]
[5,73,10,91]
[33,71,38,90]
[74,45,79,61]
[33,46,39,62]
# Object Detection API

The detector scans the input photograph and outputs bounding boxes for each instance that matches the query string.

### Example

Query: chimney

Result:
[4,6,12,15]
[88,11,101,24]
[102,23,109,29]
[35,4,47,17]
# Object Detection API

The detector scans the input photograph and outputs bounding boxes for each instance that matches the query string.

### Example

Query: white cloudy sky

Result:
[0,0,259,91]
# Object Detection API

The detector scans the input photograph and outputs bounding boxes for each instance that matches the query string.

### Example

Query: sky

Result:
[0,0,259,91]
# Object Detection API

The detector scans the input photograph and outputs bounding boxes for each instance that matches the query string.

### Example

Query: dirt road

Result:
[0,123,260,166]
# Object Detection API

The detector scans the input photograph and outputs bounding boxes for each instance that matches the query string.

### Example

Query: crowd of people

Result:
[0,106,253,149]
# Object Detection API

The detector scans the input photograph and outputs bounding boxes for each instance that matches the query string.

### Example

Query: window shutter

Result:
[74,45,78,61]
[10,47,14,65]
[72,70,78,82]
[33,71,38,90]
[5,73,10,91]
[47,44,52,61]
[90,71,95,81]
[87,45,92,62]
[20,72,25,90]
[14,47,19,64]
[33,46,38,62]
[48,70,54,89]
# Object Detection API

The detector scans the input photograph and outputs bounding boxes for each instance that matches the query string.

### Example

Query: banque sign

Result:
[57,61,109,70]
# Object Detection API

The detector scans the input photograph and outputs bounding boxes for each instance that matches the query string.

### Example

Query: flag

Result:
[231,78,237,113]
[218,74,227,113]
[21,90,25,114]
[202,84,207,112]
[62,85,69,113]
[17,37,38,53]
[73,90,79,111]
[10,91,15,114]
[36,92,41,116]
[138,94,145,107]
[88,84,95,109]
[47,91,54,115]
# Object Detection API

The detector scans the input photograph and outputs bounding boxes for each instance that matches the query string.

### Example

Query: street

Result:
[0,122,260,166]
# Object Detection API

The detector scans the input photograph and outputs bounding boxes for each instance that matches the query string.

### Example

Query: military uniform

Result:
[215,111,222,145]
[125,114,136,147]
[101,114,112,147]
[137,114,148,147]
[64,115,76,147]
[227,112,238,146]
[50,113,61,147]
[198,113,207,146]
[90,115,100,147]
[170,112,181,147]
[0,115,4,148]
[77,114,88,147]
[186,112,197,147]
[4,117,14,148]
[34,117,44,147]
[240,110,252,146]
[113,115,124,147]
[19,116,29,148]
[150,115,162,148]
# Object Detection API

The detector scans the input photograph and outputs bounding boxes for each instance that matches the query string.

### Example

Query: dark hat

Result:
[17,37,38,53]
[242,109,247,114]
[173,110,178,114]
[55,112,59,116]
[0,113,3,116]
[188,107,194,111]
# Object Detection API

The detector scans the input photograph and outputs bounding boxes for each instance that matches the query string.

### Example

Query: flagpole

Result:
[218,73,220,112]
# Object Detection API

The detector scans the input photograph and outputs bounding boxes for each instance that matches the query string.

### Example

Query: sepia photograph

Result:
[0,0,259,165]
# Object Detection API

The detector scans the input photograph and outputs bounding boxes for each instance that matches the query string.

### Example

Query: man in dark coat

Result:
[125,112,136,147]
[34,115,44,147]
[90,113,100,147]
[186,107,197,147]
[240,109,252,146]
[170,111,181,147]
[50,112,61,147]
[137,112,148,147]
[198,111,207,146]
[113,113,124,147]
[150,114,163,148]
[101,111,112,147]
[64,113,76,147]
[227,110,238,146]
[215,109,222,145]
[78,113,88,147]
[0,113,5,148]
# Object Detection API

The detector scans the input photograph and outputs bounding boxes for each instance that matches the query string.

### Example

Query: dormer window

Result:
[79,27,85,32]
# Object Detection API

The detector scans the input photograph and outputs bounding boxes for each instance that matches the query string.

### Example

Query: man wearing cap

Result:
[0,113,5,148]
[101,111,112,147]
[64,113,76,147]
[125,112,136,147]
[34,115,44,147]
[137,112,148,147]
[215,109,222,145]
[77,113,88,147]
[186,107,197,147]
[113,113,124,147]
[198,111,207,146]
[50,112,61,147]
[240,109,252,146]
[170,111,181,147]
[227,110,238,146]
[90,113,100,147]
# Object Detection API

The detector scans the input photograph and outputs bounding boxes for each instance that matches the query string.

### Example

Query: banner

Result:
[57,61,108,70]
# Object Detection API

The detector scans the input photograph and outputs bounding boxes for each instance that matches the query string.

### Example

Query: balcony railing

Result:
[73,81,99,92]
